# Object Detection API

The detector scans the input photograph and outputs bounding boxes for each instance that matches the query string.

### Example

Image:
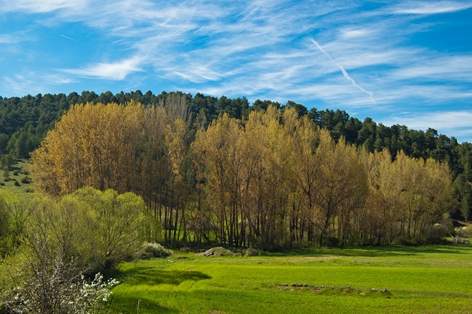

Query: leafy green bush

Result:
[0,187,147,314]
[391,236,427,246]
[138,242,172,259]
[430,224,448,239]
[323,237,341,247]
[13,180,20,186]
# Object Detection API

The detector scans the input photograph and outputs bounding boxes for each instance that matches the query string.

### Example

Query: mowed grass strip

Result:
[109,245,472,313]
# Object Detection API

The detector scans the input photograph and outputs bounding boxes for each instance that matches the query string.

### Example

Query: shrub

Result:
[450,235,470,244]
[138,242,172,259]
[455,225,472,238]
[391,236,427,246]
[1,266,118,314]
[243,248,265,257]
[430,223,448,239]
[2,169,9,180]
[21,176,31,184]
[13,180,20,186]
[323,237,341,247]
[199,247,234,257]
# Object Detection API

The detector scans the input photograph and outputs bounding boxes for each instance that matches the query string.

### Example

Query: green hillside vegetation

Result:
[0,159,34,192]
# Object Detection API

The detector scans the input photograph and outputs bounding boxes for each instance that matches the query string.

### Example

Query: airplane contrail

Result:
[60,34,82,43]
[310,39,376,104]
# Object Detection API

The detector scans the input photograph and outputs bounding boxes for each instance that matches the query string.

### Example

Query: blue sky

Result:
[1,1,472,141]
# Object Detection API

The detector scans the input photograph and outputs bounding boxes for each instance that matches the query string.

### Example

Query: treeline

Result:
[32,102,454,249]
[1,90,471,220]
[0,90,466,165]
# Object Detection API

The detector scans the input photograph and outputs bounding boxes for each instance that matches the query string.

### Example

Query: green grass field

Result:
[108,245,472,313]
[0,159,36,192]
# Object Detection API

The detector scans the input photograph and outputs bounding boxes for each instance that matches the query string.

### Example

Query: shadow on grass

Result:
[117,267,212,286]
[109,295,179,314]
[270,244,469,258]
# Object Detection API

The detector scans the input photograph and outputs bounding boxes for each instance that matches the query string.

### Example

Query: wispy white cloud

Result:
[0,34,21,44]
[0,0,90,13]
[1,0,472,140]
[381,110,472,141]
[339,28,371,39]
[3,75,36,95]
[172,64,225,84]
[46,74,76,85]
[63,57,143,80]
[2,72,74,95]
[392,1,472,15]
[390,56,472,81]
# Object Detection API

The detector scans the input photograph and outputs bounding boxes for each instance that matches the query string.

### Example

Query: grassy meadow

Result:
[109,245,472,313]
[0,159,35,192]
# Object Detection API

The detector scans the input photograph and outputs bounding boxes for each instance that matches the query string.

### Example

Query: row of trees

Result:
[32,102,454,249]
[2,90,470,221]
[0,90,465,168]
[192,108,452,248]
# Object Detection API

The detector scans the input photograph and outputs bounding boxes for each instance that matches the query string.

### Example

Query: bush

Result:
[428,223,450,244]
[450,235,470,244]
[21,176,31,184]
[13,180,20,186]
[1,266,118,314]
[199,247,234,257]
[391,236,427,246]
[243,248,266,257]
[430,223,448,239]
[138,242,172,259]
[455,225,472,238]
[323,237,341,247]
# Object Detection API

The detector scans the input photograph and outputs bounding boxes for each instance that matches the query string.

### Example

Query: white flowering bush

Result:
[1,268,118,314]
[138,242,173,259]
[75,273,119,311]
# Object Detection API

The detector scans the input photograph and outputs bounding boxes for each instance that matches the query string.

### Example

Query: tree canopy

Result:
[31,102,455,248]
